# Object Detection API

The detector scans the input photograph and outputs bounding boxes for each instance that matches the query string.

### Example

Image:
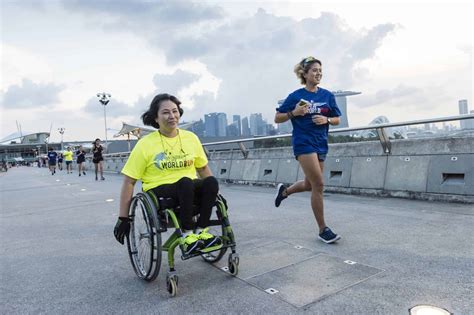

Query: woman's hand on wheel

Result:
[114,217,132,245]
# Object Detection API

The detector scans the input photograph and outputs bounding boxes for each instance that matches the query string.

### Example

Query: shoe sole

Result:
[318,235,341,244]
[274,183,285,207]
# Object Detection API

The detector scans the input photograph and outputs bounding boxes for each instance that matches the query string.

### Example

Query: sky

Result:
[1,0,472,142]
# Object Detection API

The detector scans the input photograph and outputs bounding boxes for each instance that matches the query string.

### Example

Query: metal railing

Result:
[202,114,474,156]
[102,114,473,158]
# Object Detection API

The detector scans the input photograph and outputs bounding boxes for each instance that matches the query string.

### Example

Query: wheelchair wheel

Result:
[228,253,239,276]
[126,192,162,281]
[166,273,178,297]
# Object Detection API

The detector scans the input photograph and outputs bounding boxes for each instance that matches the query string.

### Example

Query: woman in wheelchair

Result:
[114,93,222,255]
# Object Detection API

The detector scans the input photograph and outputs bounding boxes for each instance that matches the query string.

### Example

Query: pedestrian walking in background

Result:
[92,138,105,181]
[76,146,86,176]
[63,147,74,174]
[57,153,63,171]
[47,147,58,175]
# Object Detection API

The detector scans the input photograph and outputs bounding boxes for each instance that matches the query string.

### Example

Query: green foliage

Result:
[328,134,378,143]
[254,137,291,148]
[254,134,381,148]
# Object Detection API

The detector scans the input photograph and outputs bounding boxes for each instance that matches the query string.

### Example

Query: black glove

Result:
[114,217,131,245]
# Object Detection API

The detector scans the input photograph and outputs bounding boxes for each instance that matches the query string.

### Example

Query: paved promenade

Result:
[1,167,473,314]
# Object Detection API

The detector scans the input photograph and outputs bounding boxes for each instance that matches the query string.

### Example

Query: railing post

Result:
[238,142,249,159]
[376,127,391,154]
[203,147,210,159]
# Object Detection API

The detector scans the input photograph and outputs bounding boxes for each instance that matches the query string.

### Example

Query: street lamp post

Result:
[58,128,65,151]
[36,145,41,167]
[96,92,111,152]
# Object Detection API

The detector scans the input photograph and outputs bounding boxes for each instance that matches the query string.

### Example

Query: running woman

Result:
[274,56,342,244]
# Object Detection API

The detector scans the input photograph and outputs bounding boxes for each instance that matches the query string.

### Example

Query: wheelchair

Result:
[126,190,239,297]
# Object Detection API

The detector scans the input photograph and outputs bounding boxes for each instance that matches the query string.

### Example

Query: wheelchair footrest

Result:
[180,243,235,261]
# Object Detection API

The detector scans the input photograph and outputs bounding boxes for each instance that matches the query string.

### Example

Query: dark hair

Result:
[141,93,184,129]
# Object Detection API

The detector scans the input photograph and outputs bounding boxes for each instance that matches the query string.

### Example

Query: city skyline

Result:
[184,96,473,140]
[1,1,472,142]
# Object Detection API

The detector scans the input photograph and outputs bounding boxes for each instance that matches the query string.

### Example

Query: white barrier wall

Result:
[101,136,474,202]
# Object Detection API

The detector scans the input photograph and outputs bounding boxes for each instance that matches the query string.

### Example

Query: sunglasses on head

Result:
[301,56,317,67]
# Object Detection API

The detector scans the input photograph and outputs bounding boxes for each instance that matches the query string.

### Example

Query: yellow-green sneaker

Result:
[197,228,223,253]
[181,233,203,255]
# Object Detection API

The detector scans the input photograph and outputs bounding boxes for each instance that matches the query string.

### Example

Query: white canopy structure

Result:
[113,122,156,139]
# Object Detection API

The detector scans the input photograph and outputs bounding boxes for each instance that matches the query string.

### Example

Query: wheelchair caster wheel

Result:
[166,274,178,297]
[228,261,238,276]
[228,253,239,276]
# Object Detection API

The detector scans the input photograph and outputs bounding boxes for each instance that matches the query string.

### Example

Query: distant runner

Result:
[76,146,86,176]
[92,138,105,181]
[47,147,58,175]
[63,147,74,174]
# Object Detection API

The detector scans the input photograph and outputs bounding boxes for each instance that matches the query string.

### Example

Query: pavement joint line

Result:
[300,269,386,310]
[212,249,388,309]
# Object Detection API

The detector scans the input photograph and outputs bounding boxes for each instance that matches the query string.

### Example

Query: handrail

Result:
[201,114,474,147]
[102,113,474,157]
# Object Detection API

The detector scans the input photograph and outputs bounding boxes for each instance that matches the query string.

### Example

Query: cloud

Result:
[83,97,136,118]
[189,91,218,117]
[61,0,224,43]
[152,70,200,95]
[352,84,427,108]
[1,79,64,109]
[59,2,397,121]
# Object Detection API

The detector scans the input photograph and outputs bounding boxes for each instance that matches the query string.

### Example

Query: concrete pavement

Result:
[1,166,473,314]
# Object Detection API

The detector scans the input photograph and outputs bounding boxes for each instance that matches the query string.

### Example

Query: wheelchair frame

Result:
[126,190,239,296]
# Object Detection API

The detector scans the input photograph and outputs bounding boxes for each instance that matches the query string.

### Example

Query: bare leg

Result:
[295,153,326,233]
[286,179,311,195]
[99,161,104,179]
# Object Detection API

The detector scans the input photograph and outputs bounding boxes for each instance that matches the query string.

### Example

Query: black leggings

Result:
[151,176,219,231]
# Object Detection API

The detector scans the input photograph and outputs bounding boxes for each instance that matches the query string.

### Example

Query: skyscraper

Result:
[216,113,227,137]
[232,115,241,136]
[205,112,227,137]
[204,113,217,137]
[278,121,292,134]
[241,117,250,136]
[250,113,264,135]
[459,99,468,129]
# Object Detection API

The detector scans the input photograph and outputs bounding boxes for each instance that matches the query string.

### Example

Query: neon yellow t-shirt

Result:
[121,129,208,191]
[63,151,73,161]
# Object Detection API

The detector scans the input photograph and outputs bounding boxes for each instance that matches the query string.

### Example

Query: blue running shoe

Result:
[318,227,341,244]
[274,183,288,207]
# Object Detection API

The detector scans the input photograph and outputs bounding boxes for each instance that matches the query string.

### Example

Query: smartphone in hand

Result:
[297,99,310,107]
